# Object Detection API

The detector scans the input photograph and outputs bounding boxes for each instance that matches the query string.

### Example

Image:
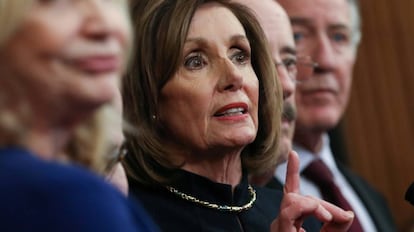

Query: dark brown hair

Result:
[123,0,282,186]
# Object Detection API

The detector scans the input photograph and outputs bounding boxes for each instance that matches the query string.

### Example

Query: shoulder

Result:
[0,147,153,232]
[337,161,385,199]
[337,162,397,230]
[252,185,283,217]
[0,147,115,195]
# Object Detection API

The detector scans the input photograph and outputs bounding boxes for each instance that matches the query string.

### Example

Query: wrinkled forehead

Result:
[186,3,247,43]
[280,0,352,31]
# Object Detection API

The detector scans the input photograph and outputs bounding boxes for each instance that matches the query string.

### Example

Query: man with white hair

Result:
[275,0,396,230]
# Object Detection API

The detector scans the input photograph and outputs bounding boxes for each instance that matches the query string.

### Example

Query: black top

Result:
[129,169,321,232]
[405,182,414,206]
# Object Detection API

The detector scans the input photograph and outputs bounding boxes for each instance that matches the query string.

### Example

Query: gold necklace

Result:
[166,185,256,213]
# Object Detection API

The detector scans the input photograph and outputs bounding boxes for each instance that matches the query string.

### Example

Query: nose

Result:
[217,58,244,92]
[312,34,337,74]
[80,1,115,40]
[276,65,295,100]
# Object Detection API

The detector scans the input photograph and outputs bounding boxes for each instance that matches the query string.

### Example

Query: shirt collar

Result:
[275,133,339,183]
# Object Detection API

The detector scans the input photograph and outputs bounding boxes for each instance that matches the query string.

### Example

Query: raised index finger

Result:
[284,150,300,194]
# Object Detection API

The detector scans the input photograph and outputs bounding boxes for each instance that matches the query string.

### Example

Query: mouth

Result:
[68,55,121,75]
[214,103,248,117]
[302,87,336,95]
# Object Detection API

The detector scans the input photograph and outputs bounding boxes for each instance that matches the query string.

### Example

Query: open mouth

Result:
[214,103,248,117]
[214,107,247,117]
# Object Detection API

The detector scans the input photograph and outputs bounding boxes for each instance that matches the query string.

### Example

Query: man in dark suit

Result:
[272,0,397,231]
[240,0,316,188]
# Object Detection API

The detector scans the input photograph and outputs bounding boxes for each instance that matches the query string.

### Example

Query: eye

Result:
[331,32,350,43]
[184,53,206,70]
[230,49,250,65]
[283,57,297,68]
[282,57,298,74]
[293,32,304,42]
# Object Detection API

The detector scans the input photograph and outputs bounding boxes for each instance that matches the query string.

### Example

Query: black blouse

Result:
[129,169,321,232]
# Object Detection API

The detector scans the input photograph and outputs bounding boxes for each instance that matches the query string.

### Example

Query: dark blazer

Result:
[267,163,397,232]
[337,162,397,232]
[405,182,414,206]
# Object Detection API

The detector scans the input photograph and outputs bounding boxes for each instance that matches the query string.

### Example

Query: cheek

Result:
[338,63,354,103]
[108,11,132,51]
[245,75,259,126]
[159,82,211,131]
[25,14,76,55]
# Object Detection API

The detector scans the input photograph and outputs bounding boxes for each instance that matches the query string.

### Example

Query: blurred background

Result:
[332,1,414,231]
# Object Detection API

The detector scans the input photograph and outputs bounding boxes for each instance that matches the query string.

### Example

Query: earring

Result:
[152,114,157,120]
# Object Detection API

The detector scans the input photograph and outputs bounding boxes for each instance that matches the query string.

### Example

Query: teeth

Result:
[219,107,244,116]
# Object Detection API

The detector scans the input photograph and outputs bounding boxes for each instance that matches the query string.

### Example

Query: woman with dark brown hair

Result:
[0,0,157,231]
[123,0,355,231]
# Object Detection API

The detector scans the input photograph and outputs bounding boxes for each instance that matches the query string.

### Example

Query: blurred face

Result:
[278,0,357,133]
[241,0,297,163]
[0,0,131,119]
[159,3,259,157]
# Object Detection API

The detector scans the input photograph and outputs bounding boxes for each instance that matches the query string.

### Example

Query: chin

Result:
[277,138,291,163]
[68,90,116,114]
[298,107,342,130]
[225,130,256,147]
[81,78,119,106]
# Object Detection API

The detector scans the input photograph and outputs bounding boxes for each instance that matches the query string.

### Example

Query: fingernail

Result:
[322,208,333,220]
[345,210,354,219]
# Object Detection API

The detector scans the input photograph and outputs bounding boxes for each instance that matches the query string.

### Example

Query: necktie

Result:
[302,159,363,232]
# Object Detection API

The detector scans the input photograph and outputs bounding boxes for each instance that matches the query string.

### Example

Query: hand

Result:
[270,151,354,232]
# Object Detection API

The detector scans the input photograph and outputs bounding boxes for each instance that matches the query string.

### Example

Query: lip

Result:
[69,55,121,74]
[281,120,291,133]
[301,88,337,97]
[282,117,293,124]
[214,102,249,117]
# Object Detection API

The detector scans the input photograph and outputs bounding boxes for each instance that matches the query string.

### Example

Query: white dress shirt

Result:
[275,134,377,232]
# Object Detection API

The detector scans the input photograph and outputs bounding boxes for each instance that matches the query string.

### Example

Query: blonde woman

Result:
[0,0,157,231]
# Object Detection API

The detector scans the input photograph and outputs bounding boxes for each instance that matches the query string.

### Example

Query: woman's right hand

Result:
[270,151,354,232]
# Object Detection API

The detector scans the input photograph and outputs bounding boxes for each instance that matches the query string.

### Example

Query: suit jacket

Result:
[405,182,414,206]
[268,162,397,232]
[337,162,396,232]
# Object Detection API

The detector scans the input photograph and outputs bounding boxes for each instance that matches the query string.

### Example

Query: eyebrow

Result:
[185,34,249,45]
[229,34,249,44]
[290,17,350,31]
[280,46,297,56]
[290,17,312,27]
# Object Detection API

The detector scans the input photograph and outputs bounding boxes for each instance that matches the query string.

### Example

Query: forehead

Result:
[279,0,352,30]
[187,3,246,39]
[251,1,294,51]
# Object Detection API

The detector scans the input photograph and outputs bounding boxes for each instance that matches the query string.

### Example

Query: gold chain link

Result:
[166,185,256,213]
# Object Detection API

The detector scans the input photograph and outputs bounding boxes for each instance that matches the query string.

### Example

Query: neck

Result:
[294,128,324,154]
[182,148,243,188]
[21,106,88,161]
[25,127,70,160]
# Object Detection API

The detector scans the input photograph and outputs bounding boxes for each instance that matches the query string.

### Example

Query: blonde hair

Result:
[0,0,32,146]
[66,106,122,174]
[0,0,132,174]
[0,1,31,45]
